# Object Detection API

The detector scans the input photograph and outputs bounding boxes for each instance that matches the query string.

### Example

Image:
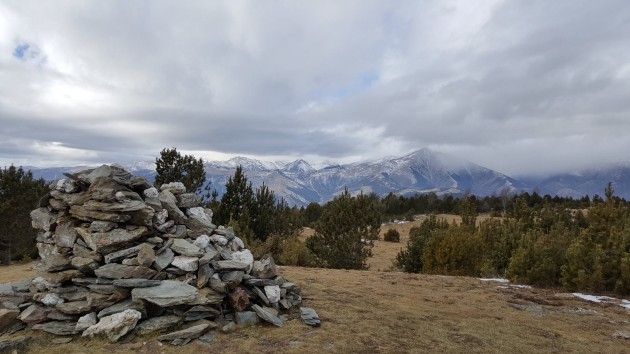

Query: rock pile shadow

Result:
[0,164,319,346]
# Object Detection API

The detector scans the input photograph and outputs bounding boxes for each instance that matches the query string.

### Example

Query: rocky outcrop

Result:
[0,164,313,347]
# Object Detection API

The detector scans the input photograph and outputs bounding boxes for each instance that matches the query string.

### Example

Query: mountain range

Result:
[26,149,630,206]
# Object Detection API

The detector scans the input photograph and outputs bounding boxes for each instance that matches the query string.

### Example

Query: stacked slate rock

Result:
[1,164,310,345]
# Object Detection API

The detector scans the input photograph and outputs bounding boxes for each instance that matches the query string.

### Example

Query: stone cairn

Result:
[0,164,320,347]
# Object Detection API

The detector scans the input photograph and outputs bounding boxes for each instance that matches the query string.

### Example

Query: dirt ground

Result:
[1,216,629,353]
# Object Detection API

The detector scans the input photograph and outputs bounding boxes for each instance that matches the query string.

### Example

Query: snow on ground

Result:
[497,285,532,290]
[478,278,510,283]
[573,293,630,310]
[381,219,411,226]
[572,293,616,303]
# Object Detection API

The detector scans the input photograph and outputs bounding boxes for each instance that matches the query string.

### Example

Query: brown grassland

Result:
[1,215,629,353]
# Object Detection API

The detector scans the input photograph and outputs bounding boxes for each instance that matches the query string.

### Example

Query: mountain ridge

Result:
[25,149,630,206]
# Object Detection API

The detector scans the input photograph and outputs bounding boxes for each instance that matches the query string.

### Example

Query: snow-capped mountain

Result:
[301,149,526,202]
[208,157,285,171]
[25,149,630,206]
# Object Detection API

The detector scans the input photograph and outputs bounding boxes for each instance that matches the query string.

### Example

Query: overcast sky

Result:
[1,1,629,176]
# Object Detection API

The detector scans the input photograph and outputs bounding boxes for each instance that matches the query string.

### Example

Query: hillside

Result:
[2,220,629,353]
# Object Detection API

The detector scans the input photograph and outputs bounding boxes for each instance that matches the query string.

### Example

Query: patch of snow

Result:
[573,293,600,302]
[381,219,411,226]
[573,293,630,310]
[572,293,613,303]
[497,284,532,290]
[478,278,509,283]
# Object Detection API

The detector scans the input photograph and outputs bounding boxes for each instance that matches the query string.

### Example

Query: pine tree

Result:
[306,188,381,269]
[216,166,254,239]
[154,148,206,192]
[458,196,477,228]
[250,183,276,242]
[0,165,46,262]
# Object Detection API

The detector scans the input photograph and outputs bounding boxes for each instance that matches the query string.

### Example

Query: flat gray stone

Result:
[244,278,280,287]
[42,254,72,272]
[235,311,259,326]
[196,263,214,289]
[153,248,174,271]
[87,285,130,298]
[300,307,321,327]
[197,330,216,344]
[94,264,157,280]
[184,207,215,232]
[73,243,102,262]
[56,300,92,315]
[71,256,100,273]
[199,249,219,265]
[221,271,244,289]
[251,254,278,279]
[134,314,181,335]
[251,286,270,307]
[76,312,98,331]
[0,309,20,332]
[130,207,155,227]
[89,221,118,233]
[172,256,199,272]
[97,299,146,319]
[112,279,162,288]
[178,193,202,208]
[76,227,147,254]
[184,305,221,322]
[39,269,83,284]
[252,304,283,327]
[46,309,76,321]
[157,323,210,341]
[82,199,147,212]
[36,243,59,262]
[30,207,57,231]
[264,285,281,304]
[221,321,236,333]
[71,277,112,286]
[103,244,145,263]
[160,182,187,195]
[82,309,142,342]
[18,305,52,324]
[137,243,155,267]
[211,260,249,272]
[131,280,198,307]
[54,222,78,247]
[50,190,91,206]
[33,321,79,335]
[34,292,64,306]
[159,190,187,223]
[70,205,131,223]
[170,239,203,257]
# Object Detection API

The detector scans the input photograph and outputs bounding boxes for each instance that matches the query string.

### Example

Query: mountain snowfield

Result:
[27,149,630,206]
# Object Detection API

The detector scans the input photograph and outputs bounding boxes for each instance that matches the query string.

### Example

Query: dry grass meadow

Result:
[2,214,629,353]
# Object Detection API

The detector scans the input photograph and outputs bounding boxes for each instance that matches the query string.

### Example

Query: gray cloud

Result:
[1,0,630,176]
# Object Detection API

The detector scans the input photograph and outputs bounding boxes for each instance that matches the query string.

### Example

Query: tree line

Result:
[396,184,630,295]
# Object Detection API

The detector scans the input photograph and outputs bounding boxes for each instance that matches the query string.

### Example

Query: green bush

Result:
[383,229,400,242]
